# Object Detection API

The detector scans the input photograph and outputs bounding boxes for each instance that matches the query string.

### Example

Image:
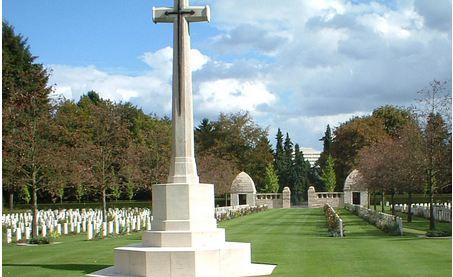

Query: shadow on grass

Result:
[3,263,110,274]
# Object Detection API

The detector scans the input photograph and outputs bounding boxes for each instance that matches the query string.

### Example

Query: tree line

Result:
[4,21,450,236]
[321,85,451,230]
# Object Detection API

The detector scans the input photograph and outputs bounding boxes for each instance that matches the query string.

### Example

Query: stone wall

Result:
[308,186,344,208]
[256,193,283,208]
[255,187,291,209]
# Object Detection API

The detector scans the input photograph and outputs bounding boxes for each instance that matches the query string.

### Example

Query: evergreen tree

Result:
[292,144,310,203]
[274,128,285,190]
[282,133,294,191]
[321,155,336,192]
[275,128,284,160]
[317,125,333,170]
[263,163,279,193]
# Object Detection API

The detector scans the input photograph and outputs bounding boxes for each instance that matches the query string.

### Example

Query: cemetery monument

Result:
[90,1,275,276]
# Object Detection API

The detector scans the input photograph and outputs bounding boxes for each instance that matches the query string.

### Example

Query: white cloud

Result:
[195,79,275,115]
[49,0,451,150]
[49,47,274,121]
[198,0,451,148]
[141,47,209,75]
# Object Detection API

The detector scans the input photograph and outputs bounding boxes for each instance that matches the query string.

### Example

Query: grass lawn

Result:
[3,208,451,276]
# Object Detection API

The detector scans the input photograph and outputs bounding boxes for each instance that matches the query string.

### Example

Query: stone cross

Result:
[153,0,210,184]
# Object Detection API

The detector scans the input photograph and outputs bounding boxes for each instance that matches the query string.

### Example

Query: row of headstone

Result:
[3,207,152,243]
[214,204,250,218]
[394,203,452,222]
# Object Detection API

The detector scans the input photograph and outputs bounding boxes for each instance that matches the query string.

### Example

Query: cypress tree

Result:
[317,124,333,170]
[274,128,285,190]
[282,133,294,191]
[263,163,279,193]
[321,155,336,192]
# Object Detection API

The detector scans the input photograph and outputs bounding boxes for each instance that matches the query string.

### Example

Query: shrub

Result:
[28,237,50,244]
[345,203,403,235]
[323,204,344,237]
[215,205,268,222]
[426,230,452,237]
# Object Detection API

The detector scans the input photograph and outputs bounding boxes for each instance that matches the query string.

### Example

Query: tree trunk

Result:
[381,192,385,213]
[9,188,14,212]
[429,182,435,230]
[32,186,38,239]
[102,188,107,224]
[373,191,377,211]
[407,192,413,223]
[390,191,395,215]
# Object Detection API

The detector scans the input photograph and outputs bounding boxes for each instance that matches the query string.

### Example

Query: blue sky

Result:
[3,0,452,151]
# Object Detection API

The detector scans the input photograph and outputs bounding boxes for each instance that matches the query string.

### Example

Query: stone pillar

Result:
[361,191,369,207]
[247,193,256,206]
[283,187,291,208]
[231,193,239,206]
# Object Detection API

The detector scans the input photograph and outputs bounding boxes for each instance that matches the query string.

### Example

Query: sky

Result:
[3,0,452,151]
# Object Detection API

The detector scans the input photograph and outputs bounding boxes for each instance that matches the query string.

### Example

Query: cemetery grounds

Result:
[2,208,452,277]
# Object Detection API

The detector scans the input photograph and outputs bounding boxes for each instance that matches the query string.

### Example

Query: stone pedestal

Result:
[90,183,275,277]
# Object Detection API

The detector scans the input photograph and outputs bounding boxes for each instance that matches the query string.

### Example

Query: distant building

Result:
[300,147,321,167]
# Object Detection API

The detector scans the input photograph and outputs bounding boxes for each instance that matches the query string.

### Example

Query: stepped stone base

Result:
[88,242,275,277]
[89,182,275,277]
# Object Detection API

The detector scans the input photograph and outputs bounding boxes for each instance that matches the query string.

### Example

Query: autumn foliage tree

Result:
[2,22,53,238]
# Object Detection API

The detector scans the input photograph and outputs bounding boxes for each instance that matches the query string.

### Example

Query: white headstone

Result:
[6,229,12,243]
[25,227,31,240]
[63,223,68,234]
[108,221,114,234]
[41,225,47,237]
[16,227,22,241]
[87,223,93,240]
[114,220,119,234]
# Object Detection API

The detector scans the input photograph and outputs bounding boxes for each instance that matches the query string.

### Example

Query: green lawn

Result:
[3,208,451,276]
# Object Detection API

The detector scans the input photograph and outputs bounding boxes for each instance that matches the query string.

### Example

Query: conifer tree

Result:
[321,155,336,192]
[292,144,310,203]
[274,128,286,190]
[282,133,294,191]
[317,125,333,170]
[263,163,279,193]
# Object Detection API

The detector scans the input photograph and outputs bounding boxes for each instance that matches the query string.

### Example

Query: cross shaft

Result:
[152,0,210,184]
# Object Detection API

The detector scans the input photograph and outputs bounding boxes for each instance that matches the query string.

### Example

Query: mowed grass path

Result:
[220,208,451,277]
[3,208,452,276]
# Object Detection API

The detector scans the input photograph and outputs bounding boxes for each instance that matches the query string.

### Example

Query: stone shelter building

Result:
[308,169,368,208]
[230,172,291,209]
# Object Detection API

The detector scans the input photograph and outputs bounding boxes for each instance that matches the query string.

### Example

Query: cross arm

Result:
[185,6,210,23]
[152,6,210,24]
[153,7,174,23]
